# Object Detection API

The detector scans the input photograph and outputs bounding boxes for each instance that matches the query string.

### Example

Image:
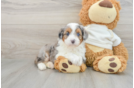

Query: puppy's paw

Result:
[46,62,54,69]
[37,63,46,70]
[77,59,83,66]
[68,55,82,66]
[71,59,82,66]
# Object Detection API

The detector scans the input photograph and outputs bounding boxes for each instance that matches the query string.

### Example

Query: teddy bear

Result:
[79,0,128,73]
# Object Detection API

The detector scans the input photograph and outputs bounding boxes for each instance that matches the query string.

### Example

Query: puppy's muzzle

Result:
[71,40,75,44]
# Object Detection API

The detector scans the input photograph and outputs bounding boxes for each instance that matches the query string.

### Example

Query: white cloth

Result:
[85,24,121,50]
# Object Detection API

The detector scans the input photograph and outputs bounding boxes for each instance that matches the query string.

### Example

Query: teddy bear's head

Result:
[79,0,121,29]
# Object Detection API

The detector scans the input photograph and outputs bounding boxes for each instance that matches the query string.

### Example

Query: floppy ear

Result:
[79,25,88,40]
[82,0,89,6]
[58,27,65,39]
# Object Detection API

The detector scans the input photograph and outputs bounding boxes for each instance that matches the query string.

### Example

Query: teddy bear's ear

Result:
[82,0,89,6]
[116,1,121,10]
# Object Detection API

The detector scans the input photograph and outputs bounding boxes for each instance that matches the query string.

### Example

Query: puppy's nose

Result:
[99,0,113,8]
[71,40,75,44]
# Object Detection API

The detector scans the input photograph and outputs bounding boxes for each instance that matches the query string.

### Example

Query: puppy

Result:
[56,23,88,66]
[35,43,57,70]
[35,23,88,70]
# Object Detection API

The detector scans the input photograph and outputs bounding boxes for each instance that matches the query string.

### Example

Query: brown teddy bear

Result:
[79,0,128,73]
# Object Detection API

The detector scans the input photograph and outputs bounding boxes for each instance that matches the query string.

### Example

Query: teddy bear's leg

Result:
[85,44,113,67]
[93,55,127,73]
[113,42,128,60]
[54,56,87,73]
[80,63,87,72]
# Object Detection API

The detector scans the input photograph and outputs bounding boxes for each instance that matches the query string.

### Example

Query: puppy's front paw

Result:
[77,59,83,66]
[37,63,46,70]
[71,60,82,66]
[71,56,83,66]
[46,62,54,69]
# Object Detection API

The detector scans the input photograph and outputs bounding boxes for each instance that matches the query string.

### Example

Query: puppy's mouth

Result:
[68,44,77,46]
[63,38,81,47]
[65,42,80,47]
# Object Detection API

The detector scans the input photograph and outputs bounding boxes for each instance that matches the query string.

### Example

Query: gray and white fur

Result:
[35,43,58,70]
[35,23,88,70]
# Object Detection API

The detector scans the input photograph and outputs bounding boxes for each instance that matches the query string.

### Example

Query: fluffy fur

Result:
[35,23,88,71]
[34,43,57,70]
[56,23,88,66]
[56,40,86,66]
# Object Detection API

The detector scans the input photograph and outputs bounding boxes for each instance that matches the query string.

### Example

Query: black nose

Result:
[99,0,113,8]
[71,40,75,44]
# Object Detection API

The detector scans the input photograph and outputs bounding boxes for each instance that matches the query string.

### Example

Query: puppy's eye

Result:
[77,33,80,36]
[66,32,70,36]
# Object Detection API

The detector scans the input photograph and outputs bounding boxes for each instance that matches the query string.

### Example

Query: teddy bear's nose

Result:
[99,0,113,8]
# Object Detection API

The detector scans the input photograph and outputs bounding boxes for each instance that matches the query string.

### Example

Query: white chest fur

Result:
[56,40,86,66]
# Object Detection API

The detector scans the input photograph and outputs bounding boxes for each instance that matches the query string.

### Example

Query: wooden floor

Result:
[1,59,133,88]
[1,0,133,88]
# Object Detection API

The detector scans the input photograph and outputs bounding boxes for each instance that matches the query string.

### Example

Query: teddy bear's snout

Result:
[99,0,113,8]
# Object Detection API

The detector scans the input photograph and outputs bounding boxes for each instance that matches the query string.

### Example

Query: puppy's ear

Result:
[79,25,88,40]
[58,27,65,39]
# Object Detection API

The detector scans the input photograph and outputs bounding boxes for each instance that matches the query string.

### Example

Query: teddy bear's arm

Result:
[113,42,128,61]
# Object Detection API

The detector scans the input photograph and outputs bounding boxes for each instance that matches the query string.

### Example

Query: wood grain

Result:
[1,58,133,88]
[1,0,133,61]
[1,0,133,87]
[1,24,133,61]
[1,0,133,25]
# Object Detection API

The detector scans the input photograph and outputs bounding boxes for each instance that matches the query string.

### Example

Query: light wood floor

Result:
[1,59,133,88]
[1,0,133,88]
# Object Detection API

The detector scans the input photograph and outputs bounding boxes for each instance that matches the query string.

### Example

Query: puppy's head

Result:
[58,23,88,46]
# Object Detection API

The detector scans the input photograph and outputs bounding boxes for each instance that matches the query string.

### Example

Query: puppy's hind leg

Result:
[35,57,46,71]
[35,46,48,71]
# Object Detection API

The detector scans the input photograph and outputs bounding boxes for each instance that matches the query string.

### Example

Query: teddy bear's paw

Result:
[59,60,81,73]
[93,56,127,73]
[54,56,87,73]
[37,63,47,71]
